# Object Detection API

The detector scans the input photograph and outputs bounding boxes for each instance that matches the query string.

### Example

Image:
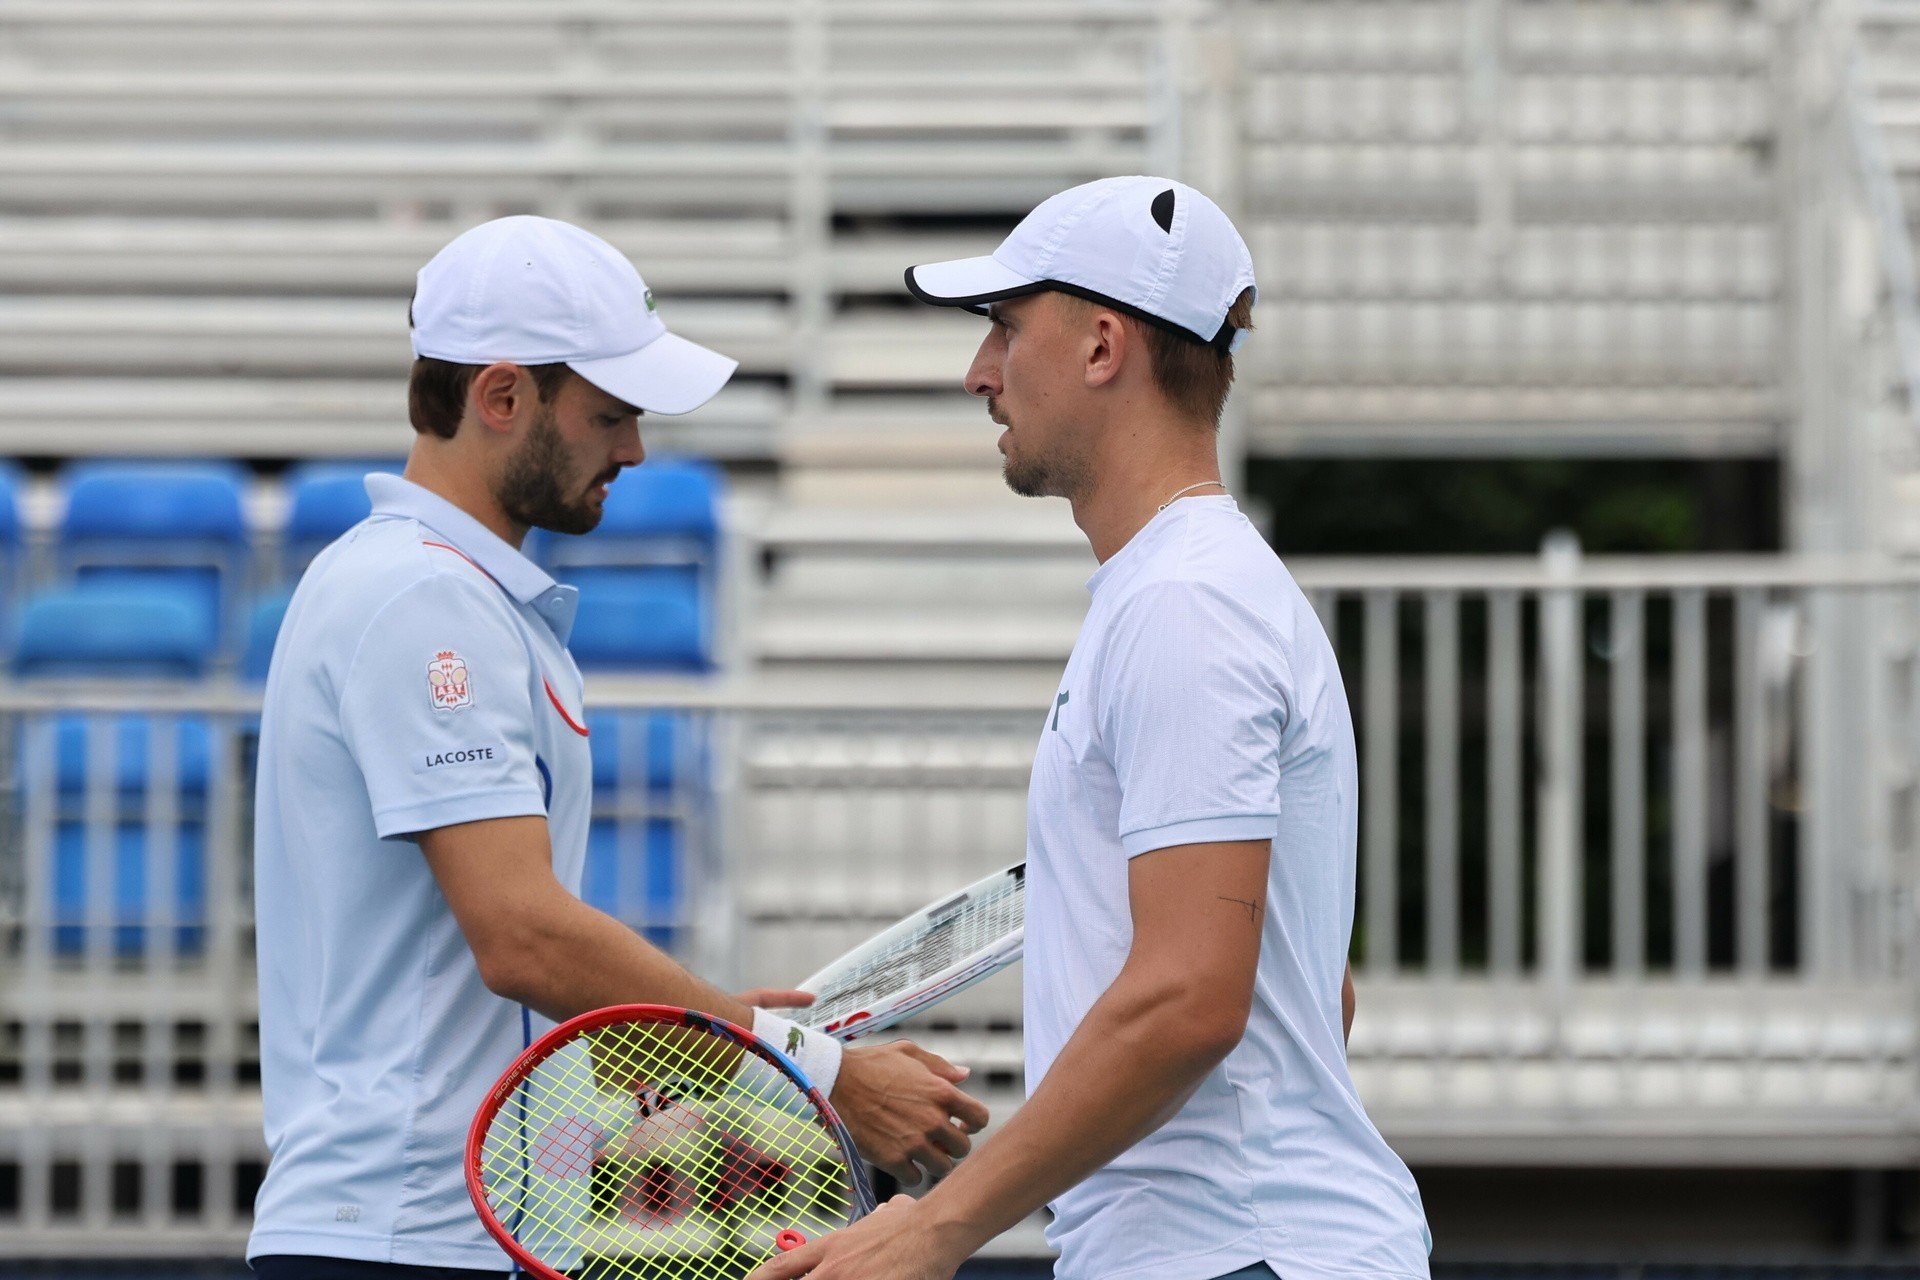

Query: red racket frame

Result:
[466,1002,872,1279]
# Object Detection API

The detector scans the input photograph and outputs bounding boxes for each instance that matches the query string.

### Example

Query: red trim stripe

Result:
[421,539,483,571]
[544,678,589,737]
[425,541,586,739]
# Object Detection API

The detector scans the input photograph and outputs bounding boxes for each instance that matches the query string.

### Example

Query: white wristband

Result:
[751,1007,844,1100]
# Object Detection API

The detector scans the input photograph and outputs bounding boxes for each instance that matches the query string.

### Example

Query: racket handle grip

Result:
[775,1229,808,1252]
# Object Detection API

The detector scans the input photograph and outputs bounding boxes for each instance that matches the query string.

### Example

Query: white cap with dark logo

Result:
[410,215,738,415]
[905,175,1257,352]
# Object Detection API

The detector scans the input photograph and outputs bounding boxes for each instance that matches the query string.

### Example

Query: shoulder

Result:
[292,519,522,662]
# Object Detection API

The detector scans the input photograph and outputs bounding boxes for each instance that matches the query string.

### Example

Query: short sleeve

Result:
[1098,580,1289,857]
[338,574,548,839]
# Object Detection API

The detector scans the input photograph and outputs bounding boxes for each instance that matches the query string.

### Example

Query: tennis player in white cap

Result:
[753,178,1431,1280]
[248,216,987,1280]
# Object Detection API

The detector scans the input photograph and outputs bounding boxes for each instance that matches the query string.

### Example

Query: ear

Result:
[468,363,531,437]
[1083,309,1129,390]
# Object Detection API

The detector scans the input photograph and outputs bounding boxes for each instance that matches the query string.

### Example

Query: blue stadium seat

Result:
[58,461,248,645]
[40,715,211,957]
[244,591,294,682]
[0,463,21,631]
[568,576,707,672]
[585,458,721,542]
[283,460,402,573]
[17,712,214,959]
[582,817,681,950]
[537,458,724,670]
[51,714,212,795]
[586,709,692,791]
[15,586,218,959]
[0,463,18,546]
[52,821,207,958]
[13,582,216,678]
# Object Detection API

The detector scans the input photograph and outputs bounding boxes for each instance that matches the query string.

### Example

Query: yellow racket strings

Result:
[478,1019,854,1280]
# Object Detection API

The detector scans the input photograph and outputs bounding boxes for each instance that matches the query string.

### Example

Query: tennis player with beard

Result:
[753,179,1431,1280]
[247,217,987,1279]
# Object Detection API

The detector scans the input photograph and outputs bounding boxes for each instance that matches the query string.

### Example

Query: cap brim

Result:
[904,255,1043,314]
[568,331,739,416]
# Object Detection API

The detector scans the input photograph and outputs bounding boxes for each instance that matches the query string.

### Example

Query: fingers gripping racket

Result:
[794,863,1026,1041]
[467,1004,875,1279]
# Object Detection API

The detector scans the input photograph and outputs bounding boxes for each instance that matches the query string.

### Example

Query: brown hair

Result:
[1062,287,1255,426]
[407,359,577,439]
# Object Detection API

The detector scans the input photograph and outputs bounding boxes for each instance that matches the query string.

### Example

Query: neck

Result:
[1067,417,1224,563]
[402,446,528,548]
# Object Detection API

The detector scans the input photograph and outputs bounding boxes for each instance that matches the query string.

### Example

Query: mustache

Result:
[986,398,1010,427]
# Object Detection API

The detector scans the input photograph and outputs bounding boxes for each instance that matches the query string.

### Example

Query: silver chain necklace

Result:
[1157,479,1229,512]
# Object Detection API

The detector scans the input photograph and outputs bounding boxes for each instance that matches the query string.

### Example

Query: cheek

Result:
[1004,339,1062,407]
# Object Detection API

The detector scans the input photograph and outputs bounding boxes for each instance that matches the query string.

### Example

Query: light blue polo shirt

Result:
[248,475,593,1269]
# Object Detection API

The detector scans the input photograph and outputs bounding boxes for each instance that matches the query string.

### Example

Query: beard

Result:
[496,407,608,536]
[994,399,1083,499]
[1002,452,1058,498]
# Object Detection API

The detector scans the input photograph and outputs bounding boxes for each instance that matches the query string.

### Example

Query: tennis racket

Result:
[793,862,1026,1041]
[467,1003,875,1280]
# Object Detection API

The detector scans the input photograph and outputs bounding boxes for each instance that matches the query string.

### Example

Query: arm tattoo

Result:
[1217,895,1263,926]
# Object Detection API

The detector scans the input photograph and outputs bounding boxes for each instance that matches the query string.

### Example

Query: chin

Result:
[1002,464,1047,499]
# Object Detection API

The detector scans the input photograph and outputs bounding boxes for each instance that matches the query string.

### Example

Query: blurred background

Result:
[6,0,1920,1273]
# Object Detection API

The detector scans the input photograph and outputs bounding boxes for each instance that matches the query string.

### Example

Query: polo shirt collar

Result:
[365,473,579,643]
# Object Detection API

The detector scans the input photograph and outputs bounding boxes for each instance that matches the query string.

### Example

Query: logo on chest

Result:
[428,650,472,712]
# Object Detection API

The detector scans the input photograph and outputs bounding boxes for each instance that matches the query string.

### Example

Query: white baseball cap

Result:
[410,215,738,415]
[905,175,1257,352]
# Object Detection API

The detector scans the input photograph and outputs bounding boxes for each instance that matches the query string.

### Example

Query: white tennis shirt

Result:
[249,475,592,1269]
[1024,495,1431,1280]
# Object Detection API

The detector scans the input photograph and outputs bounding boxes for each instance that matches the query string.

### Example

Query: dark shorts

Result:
[1212,1266,1280,1280]
[249,1257,510,1280]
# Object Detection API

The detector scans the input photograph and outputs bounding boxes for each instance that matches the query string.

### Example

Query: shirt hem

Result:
[1062,1231,1430,1280]
[373,788,548,839]
[246,1226,510,1270]
[1058,1226,1268,1280]
[1120,812,1278,858]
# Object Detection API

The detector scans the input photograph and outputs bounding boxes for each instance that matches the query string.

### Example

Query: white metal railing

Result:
[3,554,1919,1252]
[1294,547,1920,985]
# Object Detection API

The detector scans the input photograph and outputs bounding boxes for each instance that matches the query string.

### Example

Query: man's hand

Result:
[737,988,816,1010]
[747,1194,968,1280]
[830,1042,989,1185]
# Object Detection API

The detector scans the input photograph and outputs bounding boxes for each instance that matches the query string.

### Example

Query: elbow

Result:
[474,946,533,1005]
[1137,983,1250,1072]
[1185,1007,1250,1069]
[468,925,543,1006]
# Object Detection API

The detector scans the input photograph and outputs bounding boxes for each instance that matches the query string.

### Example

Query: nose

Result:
[964,333,1002,399]
[612,419,646,467]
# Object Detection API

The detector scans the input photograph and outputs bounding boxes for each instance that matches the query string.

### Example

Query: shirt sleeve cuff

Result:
[1120,814,1278,858]
[373,788,549,840]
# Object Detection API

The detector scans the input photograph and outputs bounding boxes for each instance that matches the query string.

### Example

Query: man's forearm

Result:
[491,882,752,1027]
[911,969,1239,1259]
